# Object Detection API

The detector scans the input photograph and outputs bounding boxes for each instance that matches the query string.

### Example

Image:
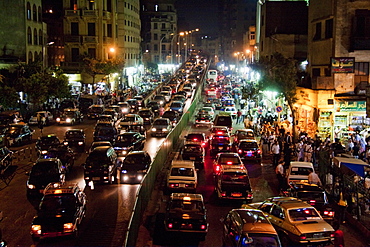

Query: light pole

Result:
[159,35,167,64]
[178,32,184,64]
[42,41,54,70]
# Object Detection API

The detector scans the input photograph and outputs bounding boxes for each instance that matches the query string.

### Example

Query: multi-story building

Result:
[0,0,45,65]
[140,0,177,66]
[218,0,257,67]
[308,0,370,140]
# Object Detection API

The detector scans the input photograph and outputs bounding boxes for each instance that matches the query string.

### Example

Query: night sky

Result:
[175,0,219,36]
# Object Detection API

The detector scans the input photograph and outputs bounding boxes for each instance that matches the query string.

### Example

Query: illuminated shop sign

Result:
[338,101,365,111]
[331,57,355,73]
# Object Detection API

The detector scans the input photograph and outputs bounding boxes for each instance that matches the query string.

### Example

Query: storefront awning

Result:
[333,157,370,178]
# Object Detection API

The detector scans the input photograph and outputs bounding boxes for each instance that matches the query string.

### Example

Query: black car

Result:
[181,142,205,168]
[126,99,139,112]
[0,145,13,175]
[214,166,253,201]
[26,158,66,201]
[93,125,118,144]
[286,182,335,222]
[63,129,86,152]
[209,134,232,156]
[162,110,179,126]
[146,101,160,116]
[118,151,151,183]
[236,139,262,163]
[40,145,75,173]
[113,132,146,157]
[35,134,61,155]
[87,105,105,119]
[4,123,34,147]
[138,109,154,125]
[164,193,208,240]
[30,182,87,241]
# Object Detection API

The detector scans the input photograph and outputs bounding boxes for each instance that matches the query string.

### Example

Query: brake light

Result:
[300,236,307,240]
[227,161,233,165]
[304,210,310,214]
[168,223,173,229]
[324,211,334,217]
[170,183,179,188]
[201,225,207,230]
[221,192,226,197]
[201,142,206,147]
[257,149,261,154]
[309,200,316,205]
[215,165,221,173]
[330,233,335,238]
[238,149,242,154]
[193,138,198,141]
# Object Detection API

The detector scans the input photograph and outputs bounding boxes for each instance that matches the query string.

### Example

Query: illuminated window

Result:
[27,2,31,20]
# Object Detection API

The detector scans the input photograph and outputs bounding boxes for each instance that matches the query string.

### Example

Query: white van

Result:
[167,160,197,193]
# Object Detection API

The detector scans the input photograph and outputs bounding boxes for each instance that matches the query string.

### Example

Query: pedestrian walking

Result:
[240,98,246,109]
[304,141,313,162]
[275,162,285,192]
[271,140,280,167]
[260,132,269,157]
[240,108,247,125]
[236,109,242,124]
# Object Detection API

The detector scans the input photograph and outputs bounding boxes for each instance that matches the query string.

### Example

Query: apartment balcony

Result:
[103,37,113,44]
[103,11,111,19]
[64,35,80,43]
[82,36,98,43]
[82,10,98,17]
[351,37,370,50]
[65,10,80,16]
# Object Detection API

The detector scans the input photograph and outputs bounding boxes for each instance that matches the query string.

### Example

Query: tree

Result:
[252,52,299,140]
[0,74,19,110]
[83,57,125,85]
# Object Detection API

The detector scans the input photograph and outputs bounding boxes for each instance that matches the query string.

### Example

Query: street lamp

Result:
[159,35,167,64]
[42,41,54,70]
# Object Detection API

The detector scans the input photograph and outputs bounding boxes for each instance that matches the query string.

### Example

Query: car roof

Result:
[171,193,204,201]
[290,161,314,168]
[231,209,277,235]
[239,139,258,143]
[171,160,195,168]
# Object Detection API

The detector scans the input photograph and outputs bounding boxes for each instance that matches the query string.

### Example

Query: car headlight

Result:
[66,118,71,123]
[31,224,41,234]
[160,101,164,105]
[27,184,36,189]
[63,223,74,232]
[121,169,127,174]
[122,109,128,113]
[123,175,129,181]
[152,128,157,132]
[78,141,84,145]
[56,117,60,122]
[162,128,168,131]
[137,175,143,180]
[41,150,47,154]
[64,141,68,145]
[122,150,127,155]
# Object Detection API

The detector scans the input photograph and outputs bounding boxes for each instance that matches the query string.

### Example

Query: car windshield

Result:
[116,135,135,143]
[288,208,321,221]
[171,102,182,107]
[99,116,112,121]
[297,191,325,203]
[95,128,116,136]
[170,167,194,177]
[64,112,76,117]
[212,136,230,143]
[40,195,77,214]
[238,132,254,138]
[239,142,258,149]
[122,116,135,122]
[154,120,169,125]
[219,156,240,164]
[238,210,269,224]
[170,200,204,212]
[242,234,280,247]
[89,107,103,113]
[39,136,59,144]
[290,167,312,176]
[139,111,151,116]
[122,155,149,170]
[5,127,21,134]
[32,163,59,176]
[163,112,176,118]
[66,131,83,138]
[221,172,249,183]
[187,134,204,141]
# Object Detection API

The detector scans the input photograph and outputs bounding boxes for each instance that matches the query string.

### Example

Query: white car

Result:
[286,161,314,185]
[28,111,54,125]
[200,107,215,117]
[224,106,237,118]
[167,160,197,193]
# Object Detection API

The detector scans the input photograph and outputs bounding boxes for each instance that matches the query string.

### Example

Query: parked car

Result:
[28,111,54,126]
[286,161,315,185]
[221,208,281,247]
[30,182,87,241]
[118,151,151,183]
[4,123,34,147]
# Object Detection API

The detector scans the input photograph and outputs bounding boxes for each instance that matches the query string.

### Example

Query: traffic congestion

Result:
[0,54,367,247]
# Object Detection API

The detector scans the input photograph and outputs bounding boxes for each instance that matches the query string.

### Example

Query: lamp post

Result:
[159,35,167,64]
[42,41,54,70]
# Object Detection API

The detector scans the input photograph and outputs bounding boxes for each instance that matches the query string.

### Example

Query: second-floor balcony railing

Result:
[65,10,80,16]
[82,10,98,17]
[82,36,97,43]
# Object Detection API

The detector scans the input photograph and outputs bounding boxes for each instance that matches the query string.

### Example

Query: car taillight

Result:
[217,131,223,135]
[221,192,226,197]
[215,165,220,173]
[330,233,335,238]
[170,183,179,188]
[168,223,173,229]
[226,161,233,165]
[257,149,261,154]
[309,200,316,205]
[324,211,334,217]
[201,225,207,230]
[238,149,242,154]
[193,138,198,141]
[300,235,307,240]
[247,193,253,198]
[201,142,206,147]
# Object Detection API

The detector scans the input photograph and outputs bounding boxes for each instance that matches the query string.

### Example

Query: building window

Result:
[325,19,333,39]
[107,24,112,37]
[33,4,37,21]
[312,68,321,76]
[28,51,33,63]
[313,22,322,41]
[39,30,43,45]
[155,4,158,11]
[70,0,77,10]
[88,23,96,36]
[27,2,31,19]
[71,22,79,35]
[154,33,158,40]
[71,48,79,62]
[33,28,38,45]
[107,0,112,12]
[88,48,96,58]
[162,23,166,29]
[355,62,369,75]
[154,44,158,51]
[27,27,32,44]
[162,44,166,52]
[38,6,42,22]
[167,5,172,11]
[354,10,370,37]
[34,51,38,61]
[154,23,158,29]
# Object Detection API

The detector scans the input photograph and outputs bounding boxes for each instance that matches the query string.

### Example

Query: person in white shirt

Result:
[308,169,321,186]
[275,162,285,192]
[304,141,313,162]
[271,140,280,167]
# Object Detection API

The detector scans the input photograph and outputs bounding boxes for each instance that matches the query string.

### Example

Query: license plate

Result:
[130,175,136,178]
[231,193,242,197]
[181,224,193,229]
[190,157,196,160]
[247,151,253,157]
[92,177,101,181]
[313,233,324,238]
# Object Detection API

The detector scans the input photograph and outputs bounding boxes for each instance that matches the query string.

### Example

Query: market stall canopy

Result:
[333,157,370,178]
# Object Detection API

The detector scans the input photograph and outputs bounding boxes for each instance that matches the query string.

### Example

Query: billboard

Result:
[331,57,355,73]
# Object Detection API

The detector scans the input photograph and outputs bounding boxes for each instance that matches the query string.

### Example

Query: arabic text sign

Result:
[331,57,355,73]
